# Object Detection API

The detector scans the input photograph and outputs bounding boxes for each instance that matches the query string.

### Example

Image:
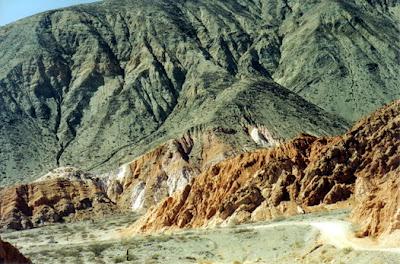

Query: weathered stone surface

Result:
[130,100,400,235]
[104,129,230,212]
[3,0,400,185]
[350,100,400,238]
[0,168,117,230]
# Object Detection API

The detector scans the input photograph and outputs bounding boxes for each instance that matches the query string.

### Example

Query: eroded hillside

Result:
[130,100,399,240]
[1,0,399,185]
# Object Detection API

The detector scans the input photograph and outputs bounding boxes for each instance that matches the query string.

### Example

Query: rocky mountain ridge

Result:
[129,99,399,240]
[1,99,398,242]
[1,0,399,185]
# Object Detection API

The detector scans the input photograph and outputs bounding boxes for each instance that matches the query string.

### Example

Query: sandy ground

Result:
[250,220,400,253]
[0,209,399,264]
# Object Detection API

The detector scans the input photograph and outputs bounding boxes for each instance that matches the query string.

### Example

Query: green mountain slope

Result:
[0,0,398,185]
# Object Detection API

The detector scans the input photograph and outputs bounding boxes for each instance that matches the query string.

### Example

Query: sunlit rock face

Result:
[129,100,400,237]
[0,176,116,230]
[350,100,400,240]
[249,126,281,147]
[103,130,232,212]
[131,181,146,211]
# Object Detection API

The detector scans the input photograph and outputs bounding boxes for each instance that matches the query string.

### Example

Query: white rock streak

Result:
[131,182,146,211]
[166,168,194,196]
[250,127,279,147]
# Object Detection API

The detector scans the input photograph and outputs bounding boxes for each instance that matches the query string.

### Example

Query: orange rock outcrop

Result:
[349,100,400,238]
[0,129,237,230]
[106,128,239,211]
[131,100,399,238]
[1,99,398,241]
[0,169,116,229]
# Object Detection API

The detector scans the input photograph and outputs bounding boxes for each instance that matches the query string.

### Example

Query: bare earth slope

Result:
[350,101,400,238]
[1,0,399,185]
[131,100,400,241]
[0,167,117,230]
[0,99,398,235]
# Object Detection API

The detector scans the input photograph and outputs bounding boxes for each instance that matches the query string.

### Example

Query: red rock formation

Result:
[0,237,31,263]
[0,127,252,230]
[105,128,240,211]
[0,168,116,230]
[131,135,342,233]
[350,100,400,238]
[131,100,399,237]
[0,128,238,230]
[1,99,397,240]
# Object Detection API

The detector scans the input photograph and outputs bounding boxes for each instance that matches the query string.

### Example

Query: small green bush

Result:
[88,243,110,257]
[113,256,125,263]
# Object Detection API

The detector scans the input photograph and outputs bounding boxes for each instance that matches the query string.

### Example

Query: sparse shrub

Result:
[113,256,125,263]
[291,241,303,249]
[342,247,353,254]
[88,243,110,257]
[271,216,285,222]
[232,228,252,234]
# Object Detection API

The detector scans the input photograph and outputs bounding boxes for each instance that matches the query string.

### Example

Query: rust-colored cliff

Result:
[131,100,399,238]
[0,168,116,230]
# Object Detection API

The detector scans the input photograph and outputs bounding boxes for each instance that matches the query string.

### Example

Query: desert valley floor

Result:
[1,209,399,264]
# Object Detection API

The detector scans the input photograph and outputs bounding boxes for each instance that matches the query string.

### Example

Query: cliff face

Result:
[1,100,398,234]
[105,129,234,212]
[0,167,116,230]
[131,100,399,237]
[350,100,400,238]
[0,238,31,264]
[2,0,400,185]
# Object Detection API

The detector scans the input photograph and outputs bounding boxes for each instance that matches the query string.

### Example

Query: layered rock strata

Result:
[0,167,116,230]
[131,100,400,239]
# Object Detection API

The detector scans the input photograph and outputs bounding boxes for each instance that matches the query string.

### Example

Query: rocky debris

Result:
[131,100,400,237]
[34,166,95,182]
[0,177,116,230]
[0,237,31,263]
[350,100,400,238]
[4,0,400,185]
